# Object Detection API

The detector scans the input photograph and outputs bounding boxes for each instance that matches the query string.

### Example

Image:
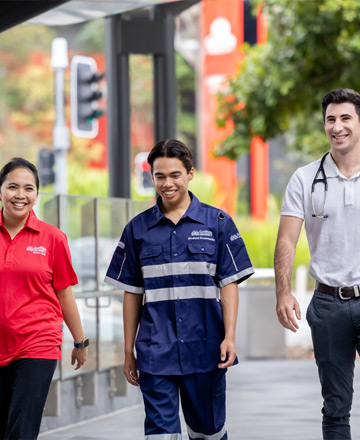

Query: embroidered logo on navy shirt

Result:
[26,246,47,256]
[188,230,215,242]
[230,232,241,241]
[191,230,213,237]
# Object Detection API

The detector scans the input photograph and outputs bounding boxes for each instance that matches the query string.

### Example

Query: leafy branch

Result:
[215,0,360,161]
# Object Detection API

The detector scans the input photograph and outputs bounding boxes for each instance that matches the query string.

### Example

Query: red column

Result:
[200,0,244,216]
[250,6,268,220]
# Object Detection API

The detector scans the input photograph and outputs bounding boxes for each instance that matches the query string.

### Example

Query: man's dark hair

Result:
[322,88,360,122]
[0,157,39,192]
[147,139,193,173]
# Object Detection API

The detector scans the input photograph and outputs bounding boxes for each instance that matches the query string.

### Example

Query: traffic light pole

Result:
[51,38,70,194]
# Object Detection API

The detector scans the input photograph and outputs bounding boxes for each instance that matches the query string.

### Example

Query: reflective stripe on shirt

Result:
[144,285,219,303]
[142,261,217,278]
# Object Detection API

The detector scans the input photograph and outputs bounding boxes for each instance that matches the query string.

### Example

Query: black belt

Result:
[316,281,360,300]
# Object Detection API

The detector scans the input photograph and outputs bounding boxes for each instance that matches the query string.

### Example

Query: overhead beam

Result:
[0,1,70,34]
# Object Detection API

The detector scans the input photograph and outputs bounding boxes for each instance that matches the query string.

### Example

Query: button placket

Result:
[344,179,354,206]
[170,228,179,284]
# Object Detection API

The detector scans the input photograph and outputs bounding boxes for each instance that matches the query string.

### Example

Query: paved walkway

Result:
[39,359,360,440]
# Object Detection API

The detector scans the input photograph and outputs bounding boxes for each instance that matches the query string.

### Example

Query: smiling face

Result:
[152,156,194,211]
[324,102,360,156]
[0,167,38,225]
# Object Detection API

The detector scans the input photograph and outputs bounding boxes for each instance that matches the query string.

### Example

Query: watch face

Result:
[83,337,89,348]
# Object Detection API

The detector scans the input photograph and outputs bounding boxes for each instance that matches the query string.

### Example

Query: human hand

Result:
[71,347,87,370]
[218,337,236,369]
[124,352,139,386]
[276,293,301,332]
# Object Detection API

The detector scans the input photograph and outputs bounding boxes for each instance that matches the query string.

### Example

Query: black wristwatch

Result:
[74,337,89,349]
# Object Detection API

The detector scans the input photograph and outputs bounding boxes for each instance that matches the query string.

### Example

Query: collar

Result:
[146,191,205,229]
[324,152,360,179]
[324,152,341,178]
[0,208,41,232]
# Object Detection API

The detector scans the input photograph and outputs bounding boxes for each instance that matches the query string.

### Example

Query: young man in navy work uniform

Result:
[105,139,254,440]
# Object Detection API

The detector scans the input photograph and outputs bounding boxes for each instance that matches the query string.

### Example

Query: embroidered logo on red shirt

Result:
[26,246,47,256]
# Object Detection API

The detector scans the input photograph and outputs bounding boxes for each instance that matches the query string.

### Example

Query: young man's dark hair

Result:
[322,88,360,122]
[0,157,39,192]
[147,138,193,173]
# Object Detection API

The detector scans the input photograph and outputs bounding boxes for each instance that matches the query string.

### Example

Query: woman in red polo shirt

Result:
[0,157,88,440]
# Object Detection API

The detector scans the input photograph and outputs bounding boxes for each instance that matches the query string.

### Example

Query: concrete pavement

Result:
[39,359,360,440]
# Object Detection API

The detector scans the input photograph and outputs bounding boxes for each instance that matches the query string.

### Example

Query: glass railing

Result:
[35,193,153,380]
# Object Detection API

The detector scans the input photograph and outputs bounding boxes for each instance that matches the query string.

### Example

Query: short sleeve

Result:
[281,170,305,219]
[104,222,144,294]
[216,215,254,287]
[53,232,78,290]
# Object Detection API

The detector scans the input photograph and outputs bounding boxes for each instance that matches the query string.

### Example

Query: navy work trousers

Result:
[307,289,360,440]
[0,358,57,440]
[139,369,227,440]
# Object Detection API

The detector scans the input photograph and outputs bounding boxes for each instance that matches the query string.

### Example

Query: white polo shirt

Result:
[281,152,360,286]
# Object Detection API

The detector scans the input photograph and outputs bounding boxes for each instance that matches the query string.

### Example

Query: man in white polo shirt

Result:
[275,88,360,440]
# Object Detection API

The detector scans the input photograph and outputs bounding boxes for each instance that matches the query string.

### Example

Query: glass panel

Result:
[97,198,152,293]
[36,193,59,227]
[97,197,128,292]
[35,194,153,378]
[98,295,124,371]
[60,297,97,379]
[129,199,154,220]
[60,195,97,294]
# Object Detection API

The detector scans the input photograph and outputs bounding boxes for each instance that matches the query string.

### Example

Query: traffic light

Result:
[134,152,155,197]
[70,55,104,139]
[38,148,55,186]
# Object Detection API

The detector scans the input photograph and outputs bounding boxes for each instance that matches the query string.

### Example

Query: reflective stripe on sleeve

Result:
[187,424,227,440]
[218,267,255,287]
[142,261,217,279]
[226,243,238,271]
[103,276,144,294]
[145,434,182,440]
[117,252,126,280]
[144,285,219,303]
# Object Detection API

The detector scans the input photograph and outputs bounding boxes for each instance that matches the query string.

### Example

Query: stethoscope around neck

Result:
[311,152,329,219]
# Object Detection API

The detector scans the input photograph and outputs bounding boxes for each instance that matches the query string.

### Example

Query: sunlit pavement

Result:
[39,358,360,440]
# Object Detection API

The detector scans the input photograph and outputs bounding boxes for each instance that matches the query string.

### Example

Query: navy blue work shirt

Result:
[105,192,254,375]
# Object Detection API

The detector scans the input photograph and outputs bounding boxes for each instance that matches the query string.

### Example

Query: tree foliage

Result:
[75,19,105,52]
[216,0,360,161]
[0,25,56,165]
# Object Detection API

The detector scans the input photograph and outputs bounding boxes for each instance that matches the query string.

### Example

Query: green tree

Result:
[176,53,196,154]
[0,25,56,165]
[74,19,105,52]
[216,0,360,161]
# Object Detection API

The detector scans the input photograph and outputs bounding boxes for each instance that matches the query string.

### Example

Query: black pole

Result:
[106,15,131,198]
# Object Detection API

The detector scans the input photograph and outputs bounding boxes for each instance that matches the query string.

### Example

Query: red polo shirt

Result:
[0,209,78,366]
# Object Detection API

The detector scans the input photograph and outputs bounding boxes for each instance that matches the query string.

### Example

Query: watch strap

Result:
[74,337,89,348]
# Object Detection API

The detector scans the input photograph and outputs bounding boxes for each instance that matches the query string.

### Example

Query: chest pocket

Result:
[140,245,162,260]
[188,241,215,256]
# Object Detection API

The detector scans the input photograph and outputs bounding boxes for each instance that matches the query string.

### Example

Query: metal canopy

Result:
[28,0,181,26]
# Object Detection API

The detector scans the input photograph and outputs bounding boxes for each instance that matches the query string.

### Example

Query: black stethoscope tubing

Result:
[311,152,329,218]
